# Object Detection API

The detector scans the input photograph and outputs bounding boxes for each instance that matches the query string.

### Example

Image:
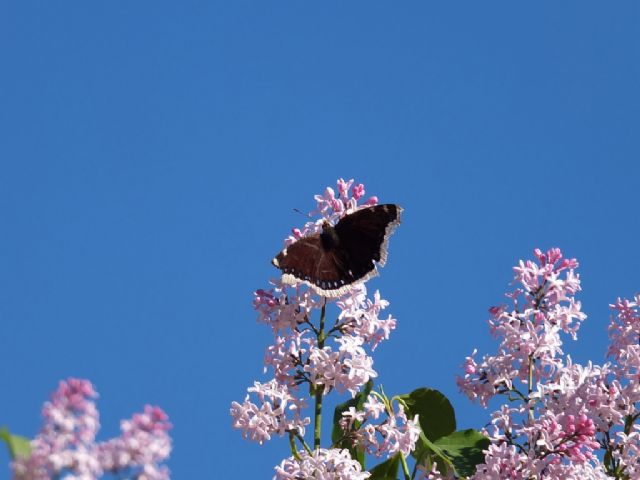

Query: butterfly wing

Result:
[334,204,402,279]
[272,235,353,295]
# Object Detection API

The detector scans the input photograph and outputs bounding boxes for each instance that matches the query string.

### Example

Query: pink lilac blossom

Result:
[470,442,609,480]
[254,281,319,334]
[263,329,312,387]
[604,295,640,477]
[305,335,377,396]
[608,295,640,407]
[313,178,377,221]
[340,395,420,459]
[273,448,370,480]
[254,282,394,395]
[230,380,309,444]
[12,378,102,480]
[12,379,172,480]
[98,405,172,480]
[459,248,640,478]
[457,248,586,406]
[336,285,397,350]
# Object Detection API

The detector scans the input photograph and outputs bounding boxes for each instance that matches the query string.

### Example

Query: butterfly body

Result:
[320,221,341,250]
[272,204,402,297]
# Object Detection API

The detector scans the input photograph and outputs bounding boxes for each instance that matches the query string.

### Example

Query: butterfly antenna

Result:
[293,208,312,219]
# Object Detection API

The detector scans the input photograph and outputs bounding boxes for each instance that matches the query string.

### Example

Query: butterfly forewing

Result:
[334,204,401,268]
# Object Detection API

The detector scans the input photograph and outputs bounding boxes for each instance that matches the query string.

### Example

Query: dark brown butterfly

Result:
[272,204,402,297]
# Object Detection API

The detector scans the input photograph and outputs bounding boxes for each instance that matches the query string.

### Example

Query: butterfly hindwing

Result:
[272,235,324,283]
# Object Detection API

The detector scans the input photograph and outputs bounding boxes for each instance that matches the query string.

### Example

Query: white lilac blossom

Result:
[12,379,172,480]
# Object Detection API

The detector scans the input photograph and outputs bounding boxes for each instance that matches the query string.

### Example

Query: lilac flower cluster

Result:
[340,394,421,459]
[274,448,370,480]
[12,378,172,480]
[454,249,640,479]
[230,379,309,444]
[231,179,418,478]
[458,248,585,407]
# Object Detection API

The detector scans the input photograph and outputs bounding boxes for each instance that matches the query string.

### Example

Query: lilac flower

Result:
[254,281,318,334]
[362,394,386,420]
[458,249,640,477]
[337,178,354,200]
[13,378,102,480]
[273,448,370,480]
[99,405,172,480]
[305,335,377,396]
[608,295,640,406]
[341,396,420,459]
[230,380,309,444]
[351,183,365,200]
[336,285,397,350]
[457,248,586,406]
[364,403,420,458]
[12,379,172,480]
[309,178,378,231]
[471,442,529,480]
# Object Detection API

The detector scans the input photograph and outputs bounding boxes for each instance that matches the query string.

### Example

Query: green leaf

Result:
[0,427,31,460]
[331,380,374,466]
[398,388,456,442]
[412,431,455,476]
[368,453,401,480]
[433,429,490,477]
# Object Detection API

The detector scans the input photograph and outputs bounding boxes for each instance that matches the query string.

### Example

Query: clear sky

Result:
[1,1,639,478]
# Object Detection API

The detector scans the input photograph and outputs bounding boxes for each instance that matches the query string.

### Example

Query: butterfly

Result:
[272,204,402,297]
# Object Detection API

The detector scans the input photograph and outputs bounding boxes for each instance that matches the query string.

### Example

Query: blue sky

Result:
[1,1,639,478]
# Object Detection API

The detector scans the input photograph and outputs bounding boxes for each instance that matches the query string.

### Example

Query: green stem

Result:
[314,301,327,450]
[288,432,303,460]
[294,431,313,455]
[527,353,535,423]
[400,453,411,480]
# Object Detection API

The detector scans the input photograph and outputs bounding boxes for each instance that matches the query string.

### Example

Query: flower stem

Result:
[314,300,327,450]
[289,432,303,460]
[400,453,411,480]
[527,353,535,422]
[294,431,313,455]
